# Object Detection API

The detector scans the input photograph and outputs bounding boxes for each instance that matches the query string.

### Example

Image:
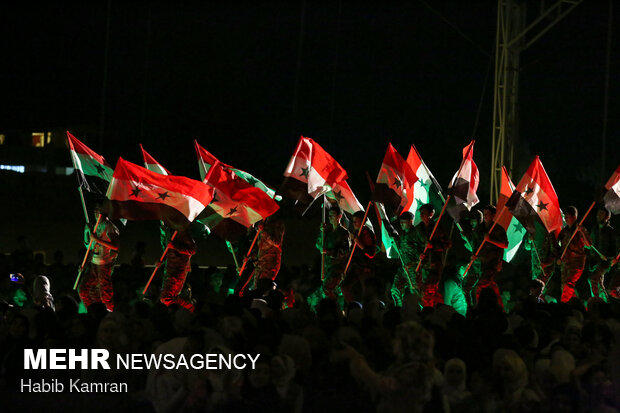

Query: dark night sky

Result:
[1,0,619,206]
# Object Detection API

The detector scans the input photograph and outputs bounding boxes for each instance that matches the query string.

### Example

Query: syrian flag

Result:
[496,166,526,262]
[280,136,348,207]
[325,181,364,215]
[67,132,113,195]
[506,156,563,238]
[447,141,479,222]
[103,158,214,231]
[140,144,171,175]
[373,143,417,216]
[405,145,444,224]
[603,165,620,215]
[198,163,280,241]
[194,140,280,200]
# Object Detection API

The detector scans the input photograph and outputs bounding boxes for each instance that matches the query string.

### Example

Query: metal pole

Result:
[559,201,595,260]
[415,195,451,273]
[321,194,327,281]
[462,205,508,279]
[142,231,178,295]
[73,214,103,290]
[343,201,372,276]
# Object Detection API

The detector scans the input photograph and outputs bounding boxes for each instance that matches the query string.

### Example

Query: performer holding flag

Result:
[246,212,286,293]
[341,210,377,304]
[81,202,119,312]
[66,131,120,311]
[414,203,451,307]
[588,207,616,301]
[372,143,420,307]
[279,136,350,303]
[140,145,198,310]
[556,206,592,302]
[314,204,351,301]
[465,205,508,305]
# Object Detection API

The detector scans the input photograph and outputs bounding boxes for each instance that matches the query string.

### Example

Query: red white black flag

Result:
[280,136,348,207]
[140,144,170,175]
[506,156,563,237]
[103,158,214,231]
[194,140,279,200]
[198,162,280,241]
[603,165,620,215]
[373,143,417,216]
[67,131,113,195]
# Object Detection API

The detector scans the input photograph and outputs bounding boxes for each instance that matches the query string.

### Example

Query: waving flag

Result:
[280,136,348,206]
[67,132,113,195]
[325,181,364,215]
[448,141,479,208]
[103,158,214,230]
[496,166,525,262]
[447,141,479,222]
[194,140,279,200]
[603,165,620,215]
[405,145,444,224]
[140,144,170,175]
[198,163,280,241]
[506,156,562,238]
[373,143,417,216]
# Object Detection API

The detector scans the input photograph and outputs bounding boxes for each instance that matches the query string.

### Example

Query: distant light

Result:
[32,132,45,147]
[0,165,25,173]
[55,167,75,176]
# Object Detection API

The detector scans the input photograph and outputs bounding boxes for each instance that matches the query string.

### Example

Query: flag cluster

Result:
[66,130,616,272]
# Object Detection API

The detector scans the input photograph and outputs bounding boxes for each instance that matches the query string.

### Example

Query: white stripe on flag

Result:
[107,177,208,222]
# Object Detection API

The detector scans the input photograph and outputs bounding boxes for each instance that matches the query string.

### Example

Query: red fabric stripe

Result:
[514,157,562,236]
[302,136,348,186]
[605,165,620,190]
[112,158,213,205]
[140,144,171,175]
[497,166,515,231]
[67,132,110,167]
[208,164,279,219]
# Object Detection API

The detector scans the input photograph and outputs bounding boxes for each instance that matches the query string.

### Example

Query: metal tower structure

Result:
[490,0,584,201]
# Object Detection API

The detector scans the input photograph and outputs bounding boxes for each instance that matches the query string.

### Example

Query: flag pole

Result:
[530,240,557,296]
[77,187,90,225]
[238,189,277,293]
[611,250,620,267]
[442,222,455,267]
[73,214,103,290]
[67,133,91,225]
[461,205,508,279]
[301,191,324,216]
[321,194,327,281]
[343,201,372,276]
[143,231,178,295]
[226,241,240,271]
[434,143,474,251]
[559,201,596,260]
[237,229,264,296]
[238,229,262,276]
[414,194,451,273]
[530,237,549,281]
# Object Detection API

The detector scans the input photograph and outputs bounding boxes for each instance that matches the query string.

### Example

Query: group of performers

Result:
[76,200,619,314]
